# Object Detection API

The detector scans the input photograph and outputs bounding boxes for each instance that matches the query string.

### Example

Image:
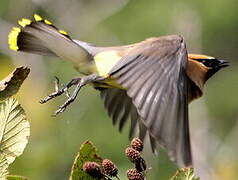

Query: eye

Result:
[197,59,207,64]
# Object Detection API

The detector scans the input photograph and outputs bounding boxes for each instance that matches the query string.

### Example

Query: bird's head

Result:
[188,54,229,80]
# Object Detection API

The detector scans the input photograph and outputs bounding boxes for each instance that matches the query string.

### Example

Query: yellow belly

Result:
[75,50,125,89]
[94,50,122,77]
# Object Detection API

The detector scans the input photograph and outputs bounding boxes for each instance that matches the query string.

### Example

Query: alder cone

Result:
[127,168,144,180]
[125,147,141,163]
[102,159,118,177]
[82,161,103,178]
[131,138,144,152]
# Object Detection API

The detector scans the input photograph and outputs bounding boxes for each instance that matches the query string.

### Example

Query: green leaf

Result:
[6,175,28,180]
[69,141,103,180]
[0,98,30,177]
[0,156,9,177]
[0,67,30,101]
[170,168,200,180]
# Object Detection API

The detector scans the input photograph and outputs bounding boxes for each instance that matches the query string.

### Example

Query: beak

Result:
[218,59,229,68]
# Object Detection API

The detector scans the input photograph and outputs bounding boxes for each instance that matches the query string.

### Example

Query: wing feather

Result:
[100,89,140,135]
[149,135,158,154]
[118,96,132,132]
[108,35,192,167]
[129,107,139,138]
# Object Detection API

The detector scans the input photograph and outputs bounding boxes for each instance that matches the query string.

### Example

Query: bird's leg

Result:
[53,74,100,116]
[55,76,71,98]
[39,77,81,104]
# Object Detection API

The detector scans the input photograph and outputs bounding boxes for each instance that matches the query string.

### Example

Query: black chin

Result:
[201,59,229,81]
[205,68,220,80]
[205,62,228,80]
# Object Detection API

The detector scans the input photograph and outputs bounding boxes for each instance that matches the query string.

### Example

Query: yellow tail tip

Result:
[33,14,52,25]
[58,29,68,35]
[18,18,31,27]
[8,27,21,51]
[44,19,52,25]
[33,14,43,21]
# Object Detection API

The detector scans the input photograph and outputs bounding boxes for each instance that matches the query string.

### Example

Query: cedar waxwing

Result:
[8,14,228,167]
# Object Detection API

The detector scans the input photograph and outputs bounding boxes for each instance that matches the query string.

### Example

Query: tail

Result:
[8,14,91,67]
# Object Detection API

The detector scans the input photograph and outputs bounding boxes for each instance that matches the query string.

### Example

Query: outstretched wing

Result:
[99,88,158,152]
[109,35,192,167]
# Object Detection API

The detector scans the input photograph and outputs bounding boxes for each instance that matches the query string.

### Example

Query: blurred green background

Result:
[0,0,238,179]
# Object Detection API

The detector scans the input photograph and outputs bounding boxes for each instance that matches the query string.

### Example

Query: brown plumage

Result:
[8,14,229,168]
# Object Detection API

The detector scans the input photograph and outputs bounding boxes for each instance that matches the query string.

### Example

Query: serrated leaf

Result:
[0,67,30,101]
[0,156,9,178]
[0,98,30,177]
[6,175,28,180]
[69,141,103,180]
[170,168,200,180]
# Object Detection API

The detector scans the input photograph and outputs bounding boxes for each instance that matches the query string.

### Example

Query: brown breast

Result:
[186,58,208,102]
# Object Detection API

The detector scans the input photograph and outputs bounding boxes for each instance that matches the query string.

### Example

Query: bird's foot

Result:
[39,76,81,104]
[52,79,83,116]
[48,74,99,116]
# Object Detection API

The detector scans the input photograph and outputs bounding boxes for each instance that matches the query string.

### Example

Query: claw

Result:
[52,106,66,116]
[39,88,65,104]
[39,77,79,104]
[51,79,84,116]
[53,96,75,116]
[41,74,99,116]
[65,89,71,97]
[54,76,60,91]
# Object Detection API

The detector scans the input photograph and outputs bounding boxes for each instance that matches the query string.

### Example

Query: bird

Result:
[8,14,228,168]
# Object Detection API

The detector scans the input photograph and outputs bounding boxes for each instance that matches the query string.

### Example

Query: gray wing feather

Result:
[138,121,147,141]
[108,35,192,167]
[118,96,132,132]
[149,135,158,154]
[129,107,139,139]
[100,89,140,136]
